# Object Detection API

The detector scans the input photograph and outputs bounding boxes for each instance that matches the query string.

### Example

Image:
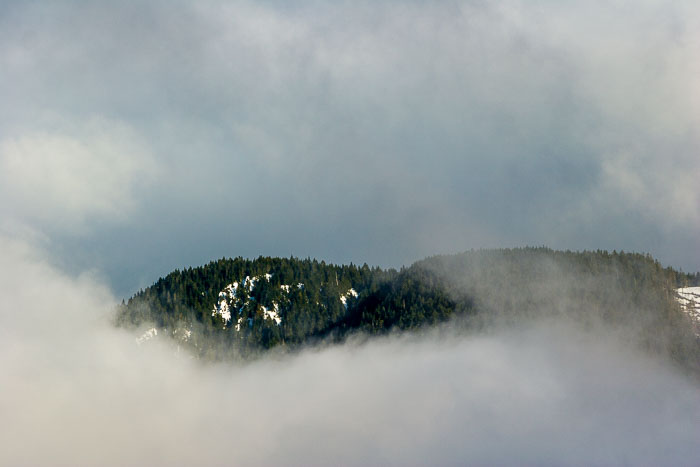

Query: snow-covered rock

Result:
[136,327,158,344]
[261,303,282,325]
[213,273,286,331]
[136,326,193,345]
[340,288,358,308]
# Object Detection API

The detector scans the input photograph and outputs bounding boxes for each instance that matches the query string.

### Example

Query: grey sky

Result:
[1,0,698,297]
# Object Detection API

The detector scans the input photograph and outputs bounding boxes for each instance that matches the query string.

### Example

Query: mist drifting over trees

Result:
[2,237,700,466]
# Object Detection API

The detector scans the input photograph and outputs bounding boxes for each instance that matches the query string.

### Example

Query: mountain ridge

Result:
[116,247,700,371]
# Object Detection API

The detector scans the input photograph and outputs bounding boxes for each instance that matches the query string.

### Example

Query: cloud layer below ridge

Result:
[1,235,699,466]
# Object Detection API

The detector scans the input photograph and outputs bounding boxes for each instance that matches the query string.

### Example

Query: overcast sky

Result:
[1,0,699,297]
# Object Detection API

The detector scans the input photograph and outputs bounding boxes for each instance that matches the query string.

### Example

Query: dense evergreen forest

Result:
[116,248,700,369]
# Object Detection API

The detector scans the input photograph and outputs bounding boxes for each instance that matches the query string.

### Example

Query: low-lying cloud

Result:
[2,234,699,466]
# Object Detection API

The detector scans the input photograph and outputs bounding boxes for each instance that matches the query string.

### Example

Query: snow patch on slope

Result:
[136,327,158,344]
[676,287,700,336]
[212,275,361,331]
[212,282,239,325]
[261,303,282,324]
[213,273,283,330]
[173,328,192,341]
[136,326,192,345]
[340,288,358,308]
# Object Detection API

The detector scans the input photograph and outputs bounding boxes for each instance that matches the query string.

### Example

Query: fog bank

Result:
[2,235,699,466]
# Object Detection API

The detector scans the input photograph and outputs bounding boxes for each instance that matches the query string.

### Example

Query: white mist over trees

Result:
[1,235,699,466]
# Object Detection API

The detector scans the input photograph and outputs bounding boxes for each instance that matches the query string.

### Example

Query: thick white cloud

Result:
[1,234,699,466]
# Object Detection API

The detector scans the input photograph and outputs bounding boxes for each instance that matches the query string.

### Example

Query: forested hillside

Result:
[116,248,700,368]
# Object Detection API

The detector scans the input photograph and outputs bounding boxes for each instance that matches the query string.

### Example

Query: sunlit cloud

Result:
[0,117,155,233]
